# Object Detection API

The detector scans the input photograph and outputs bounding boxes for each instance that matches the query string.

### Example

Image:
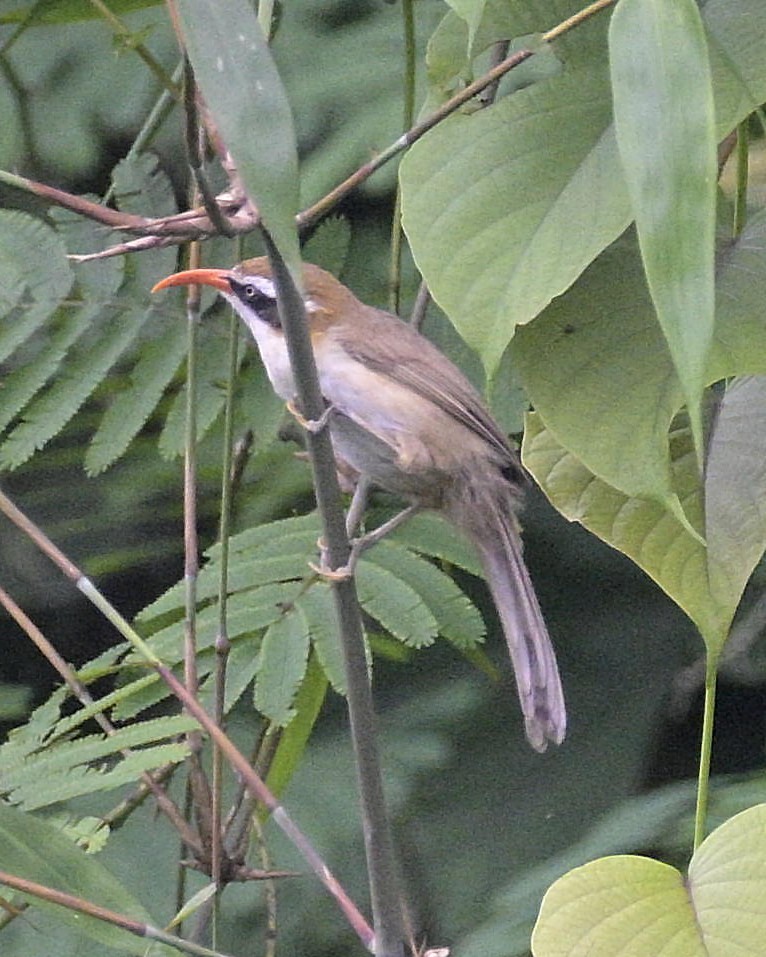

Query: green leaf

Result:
[110,154,176,220]
[296,583,348,694]
[13,743,190,811]
[512,230,683,510]
[402,0,766,381]
[302,216,352,277]
[443,0,488,51]
[610,0,716,464]
[705,377,766,610]
[0,803,165,955]
[140,583,296,663]
[365,541,485,649]
[221,636,261,713]
[264,653,329,800]
[400,65,629,376]
[86,317,188,474]
[388,511,483,577]
[178,0,301,273]
[0,0,162,26]
[522,413,730,649]
[0,210,73,363]
[356,561,438,647]
[4,714,196,809]
[254,610,310,725]
[706,0,766,127]
[157,315,245,458]
[0,292,156,469]
[0,299,102,436]
[532,804,766,956]
[514,214,766,515]
[140,531,316,628]
[461,782,696,957]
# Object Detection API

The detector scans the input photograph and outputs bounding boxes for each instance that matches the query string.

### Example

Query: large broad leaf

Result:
[514,212,766,516]
[400,65,629,376]
[177,0,301,273]
[532,804,766,956]
[610,0,716,464]
[523,383,766,656]
[0,0,161,25]
[522,414,724,647]
[0,803,173,955]
[401,0,766,378]
[705,377,766,608]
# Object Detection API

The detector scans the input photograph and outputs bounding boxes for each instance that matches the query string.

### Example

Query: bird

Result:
[153,258,565,751]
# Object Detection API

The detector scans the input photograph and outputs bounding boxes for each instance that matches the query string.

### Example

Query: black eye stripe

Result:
[228,278,281,329]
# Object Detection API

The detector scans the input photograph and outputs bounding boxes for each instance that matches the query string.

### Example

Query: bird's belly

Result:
[329,414,447,506]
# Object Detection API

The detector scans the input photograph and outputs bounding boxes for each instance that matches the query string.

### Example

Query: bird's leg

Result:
[351,504,421,553]
[286,397,335,434]
[344,475,372,537]
[312,503,421,582]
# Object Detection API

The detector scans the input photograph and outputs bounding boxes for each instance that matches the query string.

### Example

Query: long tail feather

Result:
[461,495,566,751]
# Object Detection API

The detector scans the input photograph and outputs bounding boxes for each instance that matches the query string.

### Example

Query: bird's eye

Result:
[243,284,257,299]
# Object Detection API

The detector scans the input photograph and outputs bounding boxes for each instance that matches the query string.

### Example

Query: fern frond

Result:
[157,315,245,458]
[254,611,311,725]
[0,209,73,363]
[11,742,190,811]
[363,541,486,649]
[356,560,438,647]
[0,294,155,468]
[0,300,102,434]
[86,316,188,474]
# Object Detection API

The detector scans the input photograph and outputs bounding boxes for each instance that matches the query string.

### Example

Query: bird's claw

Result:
[308,559,355,582]
[310,535,361,582]
[286,398,334,434]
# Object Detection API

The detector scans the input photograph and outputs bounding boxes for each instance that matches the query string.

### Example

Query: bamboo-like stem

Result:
[265,239,404,957]
[210,283,241,900]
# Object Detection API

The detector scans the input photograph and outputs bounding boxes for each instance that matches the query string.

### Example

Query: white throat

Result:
[221,289,294,400]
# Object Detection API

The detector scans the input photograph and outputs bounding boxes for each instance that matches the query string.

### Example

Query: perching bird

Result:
[153,258,565,751]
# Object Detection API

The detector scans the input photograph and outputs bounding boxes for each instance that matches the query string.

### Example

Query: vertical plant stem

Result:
[266,239,404,957]
[387,0,417,314]
[210,279,242,898]
[183,260,201,701]
[693,656,718,850]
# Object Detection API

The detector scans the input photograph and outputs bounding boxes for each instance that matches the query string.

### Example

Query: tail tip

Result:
[525,714,566,753]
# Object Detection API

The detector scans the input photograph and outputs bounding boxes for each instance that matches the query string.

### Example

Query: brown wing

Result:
[340,304,517,466]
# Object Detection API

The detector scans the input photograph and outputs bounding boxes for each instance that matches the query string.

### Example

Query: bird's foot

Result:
[311,505,421,582]
[286,398,335,434]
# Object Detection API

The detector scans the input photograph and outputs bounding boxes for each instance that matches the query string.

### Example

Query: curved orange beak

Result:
[151,268,233,295]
